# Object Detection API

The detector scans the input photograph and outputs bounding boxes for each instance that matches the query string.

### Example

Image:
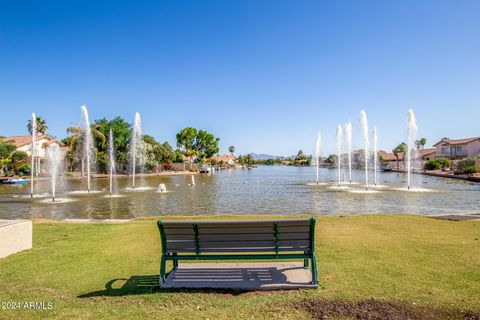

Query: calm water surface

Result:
[1,166,479,219]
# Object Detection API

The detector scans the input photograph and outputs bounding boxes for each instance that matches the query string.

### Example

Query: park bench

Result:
[156,218,317,286]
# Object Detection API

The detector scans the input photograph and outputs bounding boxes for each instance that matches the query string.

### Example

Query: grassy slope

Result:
[0,215,479,319]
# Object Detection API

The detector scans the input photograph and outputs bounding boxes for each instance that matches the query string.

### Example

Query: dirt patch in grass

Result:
[300,299,480,320]
[432,215,480,221]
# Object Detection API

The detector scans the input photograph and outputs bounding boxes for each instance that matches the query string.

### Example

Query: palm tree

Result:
[419,138,427,149]
[393,143,407,170]
[414,138,427,150]
[27,116,48,135]
[228,145,235,156]
[65,124,106,174]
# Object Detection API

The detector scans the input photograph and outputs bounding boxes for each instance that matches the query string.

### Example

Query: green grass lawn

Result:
[0,215,479,319]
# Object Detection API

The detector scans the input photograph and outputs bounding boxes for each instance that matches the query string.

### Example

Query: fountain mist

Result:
[130,112,144,189]
[80,106,94,192]
[372,126,378,186]
[108,129,115,196]
[314,133,321,184]
[360,110,369,190]
[344,122,352,183]
[336,125,343,187]
[30,113,37,198]
[47,143,62,202]
[406,109,418,190]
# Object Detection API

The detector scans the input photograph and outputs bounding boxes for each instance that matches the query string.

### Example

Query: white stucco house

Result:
[0,135,69,173]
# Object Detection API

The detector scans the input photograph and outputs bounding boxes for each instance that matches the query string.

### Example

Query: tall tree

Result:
[419,138,427,149]
[27,116,48,135]
[176,127,197,162]
[229,145,235,155]
[393,143,407,170]
[176,127,220,162]
[415,138,427,149]
[94,117,132,171]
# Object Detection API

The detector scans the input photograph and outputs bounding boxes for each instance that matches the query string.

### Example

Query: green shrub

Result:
[436,158,450,168]
[456,158,476,174]
[17,164,30,175]
[424,159,441,170]
[463,166,477,174]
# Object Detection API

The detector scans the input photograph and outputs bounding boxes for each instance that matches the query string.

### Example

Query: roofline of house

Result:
[433,137,480,147]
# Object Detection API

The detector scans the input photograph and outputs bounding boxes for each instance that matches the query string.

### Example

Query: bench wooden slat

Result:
[198,240,274,248]
[163,225,309,235]
[163,228,196,235]
[165,232,309,240]
[194,233,309,241]
[162,219,310,227]
[198,226,309,235]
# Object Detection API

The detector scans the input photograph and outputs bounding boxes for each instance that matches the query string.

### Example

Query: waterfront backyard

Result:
[1,214,479,319]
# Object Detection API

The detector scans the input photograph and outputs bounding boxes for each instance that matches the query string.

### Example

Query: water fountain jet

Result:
[406,109,418,191]
[108,129,115,196]
[336,125,343,187]
[360,110,369,190]
[157,183,167,193]
[130,112,144,190]
[80,106,94,193]
[46,143,62,202]
[372,126,378,186]
[344,122,352,184]
[30,113,37,198]
[314,133,321,184]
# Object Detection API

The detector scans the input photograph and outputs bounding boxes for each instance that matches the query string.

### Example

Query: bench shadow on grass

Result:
[78,275,161,298]
[77,274,256,298]
[78,266,310,298]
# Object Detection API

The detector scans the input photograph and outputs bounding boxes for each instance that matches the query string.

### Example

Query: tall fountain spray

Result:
[108,129,115,196]
[314,133,321,184]
[80,106,93,192]
[359,110,369,190]
[372,126,378,186]
[130,112,143,190]
[406,109,418,190]
[336,125,343,187]
[30,113,37,198]
[344,122,352,183]
[47,143,62,202]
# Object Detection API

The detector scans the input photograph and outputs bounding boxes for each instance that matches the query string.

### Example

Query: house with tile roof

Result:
[0,135,69,173]
[433,137,480,160]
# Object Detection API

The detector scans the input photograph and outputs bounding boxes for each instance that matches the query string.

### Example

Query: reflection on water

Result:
[1,166,479,219]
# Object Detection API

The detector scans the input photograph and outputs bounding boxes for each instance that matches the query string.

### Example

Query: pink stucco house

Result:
[433,137,480,160]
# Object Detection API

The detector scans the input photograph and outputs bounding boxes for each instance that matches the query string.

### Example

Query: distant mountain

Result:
[249,153,279,160]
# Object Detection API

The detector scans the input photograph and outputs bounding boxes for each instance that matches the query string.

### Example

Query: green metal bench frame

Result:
[156,218,317,286]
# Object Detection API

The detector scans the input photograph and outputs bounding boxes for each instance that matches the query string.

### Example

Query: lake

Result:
[1,166,479,219]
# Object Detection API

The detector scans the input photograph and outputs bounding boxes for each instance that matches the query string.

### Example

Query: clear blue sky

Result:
[1,0,479,156]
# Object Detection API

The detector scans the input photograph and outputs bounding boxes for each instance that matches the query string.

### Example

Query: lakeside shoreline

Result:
[0,170,200,181]
[391,168,480,182]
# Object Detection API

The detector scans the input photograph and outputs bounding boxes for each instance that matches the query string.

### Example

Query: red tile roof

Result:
[210,155,236,163]
[433,137,480,147]
[1,135,65,148]
[418,148,436,156]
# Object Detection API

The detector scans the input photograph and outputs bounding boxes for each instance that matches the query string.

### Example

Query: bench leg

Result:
[310,253,318,285]
[160,255,166,286]
[173,253,178,269]
[304,251,309,269]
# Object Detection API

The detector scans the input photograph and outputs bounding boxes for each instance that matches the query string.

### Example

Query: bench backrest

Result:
[157,218,315,254]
